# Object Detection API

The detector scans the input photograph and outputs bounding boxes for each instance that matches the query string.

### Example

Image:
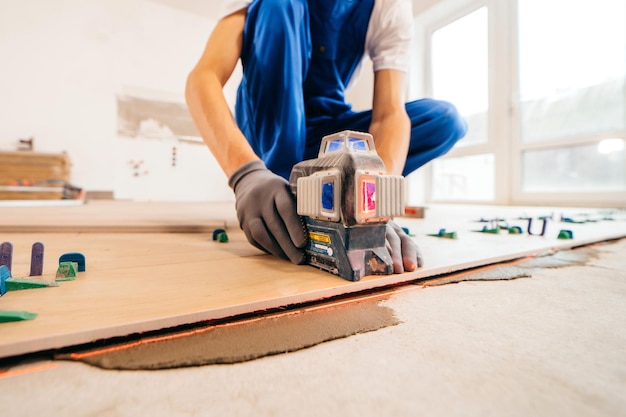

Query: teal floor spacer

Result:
[428,228,458,239]
[5,277,59,291]
[58,252,86,272]
[476,225,500,234]
[0,310,38,323]
[1,264,59,292]
[0,265,10,295]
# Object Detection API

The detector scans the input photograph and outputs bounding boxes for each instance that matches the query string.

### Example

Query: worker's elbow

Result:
[185,69,200,105]
[388,108,410,136]
[372,108,410,134]
[400,111,410,132]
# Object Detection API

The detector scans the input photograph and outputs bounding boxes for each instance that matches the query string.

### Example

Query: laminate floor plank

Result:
[1,202,624,358]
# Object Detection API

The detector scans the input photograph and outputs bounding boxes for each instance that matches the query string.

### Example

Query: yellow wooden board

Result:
[0,151,70,186]
[0,202,624,359]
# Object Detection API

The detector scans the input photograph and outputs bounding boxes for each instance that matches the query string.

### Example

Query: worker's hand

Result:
[386,220,423,273]
[229,160,307,264]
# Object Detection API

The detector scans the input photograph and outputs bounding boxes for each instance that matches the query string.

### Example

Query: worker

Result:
[186,0,467,273]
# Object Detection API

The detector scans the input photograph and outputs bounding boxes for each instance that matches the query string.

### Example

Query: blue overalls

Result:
[236,0,467,179]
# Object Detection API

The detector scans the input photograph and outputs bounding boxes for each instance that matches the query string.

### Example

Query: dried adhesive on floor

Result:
[55,245,603,370]
[423,246,599,287]
[56,297,399,370]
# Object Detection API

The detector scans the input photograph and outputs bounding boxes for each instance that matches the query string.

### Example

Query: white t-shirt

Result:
[219,0,414,72]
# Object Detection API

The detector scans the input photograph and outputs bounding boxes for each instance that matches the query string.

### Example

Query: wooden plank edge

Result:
[2,232,624,360]
[0,224,233,233]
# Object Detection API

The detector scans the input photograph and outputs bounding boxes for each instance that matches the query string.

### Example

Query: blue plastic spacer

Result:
[0,264,12,296]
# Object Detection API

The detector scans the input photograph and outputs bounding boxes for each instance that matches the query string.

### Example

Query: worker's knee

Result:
[407,98,467,145]
[438,100,467,144]
[401,99,468,175]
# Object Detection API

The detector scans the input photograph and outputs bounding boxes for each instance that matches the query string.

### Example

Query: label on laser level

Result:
[310,243,333,257]
[309,231,331,244]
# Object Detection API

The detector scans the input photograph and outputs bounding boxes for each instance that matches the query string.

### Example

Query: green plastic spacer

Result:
[5,277,59,291]
[479,225,500,234]
[56,261,78,281]
[212,229,229,242]
[213,228,229,242]
[557,229,574,240]
[59,252,86,272]
[0,310,38,323]
[428,228,458,239]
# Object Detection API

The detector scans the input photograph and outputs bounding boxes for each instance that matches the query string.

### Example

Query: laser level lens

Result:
[348,138,368,151]
[322,181,334,211]
[326,139,344,153]
[361,180,376,213]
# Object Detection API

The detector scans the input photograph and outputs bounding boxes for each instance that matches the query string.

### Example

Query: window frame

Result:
[414,0,626,208]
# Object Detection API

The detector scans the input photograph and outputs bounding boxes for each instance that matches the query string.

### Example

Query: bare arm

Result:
[185,9,258,178]
[186,10,307,264]
[369,69,411,175]
[370,69,421,272]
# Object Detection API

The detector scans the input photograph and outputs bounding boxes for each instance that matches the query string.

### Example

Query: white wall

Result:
[0,0,235,201]
[0,0,424,202]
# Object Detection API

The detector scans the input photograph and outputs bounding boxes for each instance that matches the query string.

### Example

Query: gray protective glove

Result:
[229,160,307,264]
[386,220,424,273]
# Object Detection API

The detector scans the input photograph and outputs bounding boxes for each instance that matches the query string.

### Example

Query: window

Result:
[431,153,495,201]
[522,141,625,193]
[518,1,625,144]
[425,4,494,203]
[418,0,626,206]
[515,0,626,201]
[431,6,488,147]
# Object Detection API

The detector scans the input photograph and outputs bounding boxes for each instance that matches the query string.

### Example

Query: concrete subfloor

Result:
[2,239,626,417]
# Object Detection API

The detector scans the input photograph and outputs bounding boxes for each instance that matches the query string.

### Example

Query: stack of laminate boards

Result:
[0,151,70,200]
